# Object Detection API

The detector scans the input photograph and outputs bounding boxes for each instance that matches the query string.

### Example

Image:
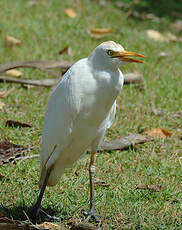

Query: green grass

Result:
[0,0,182,229]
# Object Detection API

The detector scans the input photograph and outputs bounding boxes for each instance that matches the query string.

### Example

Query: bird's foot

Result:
[82,209,100,223]
[39,209,60,222]
[31,206,60,224]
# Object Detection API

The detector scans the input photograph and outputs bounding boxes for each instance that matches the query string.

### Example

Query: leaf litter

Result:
[65,8,77,18]
[5,35,21,47]
[145,128,172,138]
[5,69,23,78]
[0,140,33,165]
[146,29,182,42]
[5,120,32,128]
[88,28,114,39]
[136,184,162,192]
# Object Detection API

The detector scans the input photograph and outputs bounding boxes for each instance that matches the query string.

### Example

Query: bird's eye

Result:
[107,50,114,56]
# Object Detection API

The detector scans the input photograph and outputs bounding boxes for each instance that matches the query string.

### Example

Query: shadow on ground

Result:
[0,204,68,224]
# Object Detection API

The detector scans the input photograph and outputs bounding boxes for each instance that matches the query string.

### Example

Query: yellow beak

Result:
[112,50,146,63]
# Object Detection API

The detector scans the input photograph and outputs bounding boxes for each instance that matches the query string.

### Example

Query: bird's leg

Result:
[83,151,100,223]
[31,167,59,223]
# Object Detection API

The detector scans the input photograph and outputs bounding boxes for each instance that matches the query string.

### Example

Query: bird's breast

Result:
[78,69,123,127]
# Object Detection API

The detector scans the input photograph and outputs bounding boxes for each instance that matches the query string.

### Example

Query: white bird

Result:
[32,41,145,223]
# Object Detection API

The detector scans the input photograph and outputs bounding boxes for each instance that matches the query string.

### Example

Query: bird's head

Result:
[88,41,145,69]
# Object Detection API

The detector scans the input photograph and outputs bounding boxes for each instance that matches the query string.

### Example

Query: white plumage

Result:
[39,41,145,188]
[32,41,145,222]
[39,41,124,187]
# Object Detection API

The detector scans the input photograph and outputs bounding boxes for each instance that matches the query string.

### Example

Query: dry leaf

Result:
[90,28,114,34]
[0,88,14,98]
[146,29,166,42]
[65,8,77,18]
[128,11,159,22]
[145,128,172,138]
[37,222,62,229]
[0,217,44,230]
[0,140,32,165]
[5,69,23,78]
[5,35,21,47]
[146,29,182,43]
[136,184,162,192]
[22,84,35,89]
[59,46,73,56]
[5,120,32,128]
[0,101,5,110]
[88,28,114,38]
[94,178,110,187]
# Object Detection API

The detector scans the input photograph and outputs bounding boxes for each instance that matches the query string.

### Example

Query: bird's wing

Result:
[39,67,80,179]
[90,100,116,152]
[105,100,116,129]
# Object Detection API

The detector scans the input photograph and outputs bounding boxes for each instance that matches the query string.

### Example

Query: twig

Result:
[0,76,59,87]
[98,133,150,151]
[17,134,150,163]
[17,154,39,163]
[0,60,74,74]
[0,73,143,87]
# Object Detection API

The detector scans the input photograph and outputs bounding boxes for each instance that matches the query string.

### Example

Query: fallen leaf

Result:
[65,8,77,18]
[5,35,21,47]
[0,88,14,98]
[22,84,35,89]
[128,11,159,22]
[146,29,182,43]
[0,101,5,110]
[37,221,63,229]
[94,178,110,187]
[0,217,44,230]
[5,69,23,77]
[59,46,73,56]
[0,140,32,165]
[146,29,166,42]
[88,28,114,38]
[136,184,162,192]
[90,28,114,34]
[145,128,172,138]
[5,120,32,128]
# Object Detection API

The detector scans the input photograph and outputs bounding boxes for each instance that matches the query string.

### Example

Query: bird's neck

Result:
[88,54,120,71]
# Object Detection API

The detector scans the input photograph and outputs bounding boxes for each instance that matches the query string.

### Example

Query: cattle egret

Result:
[32,41,145,223]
